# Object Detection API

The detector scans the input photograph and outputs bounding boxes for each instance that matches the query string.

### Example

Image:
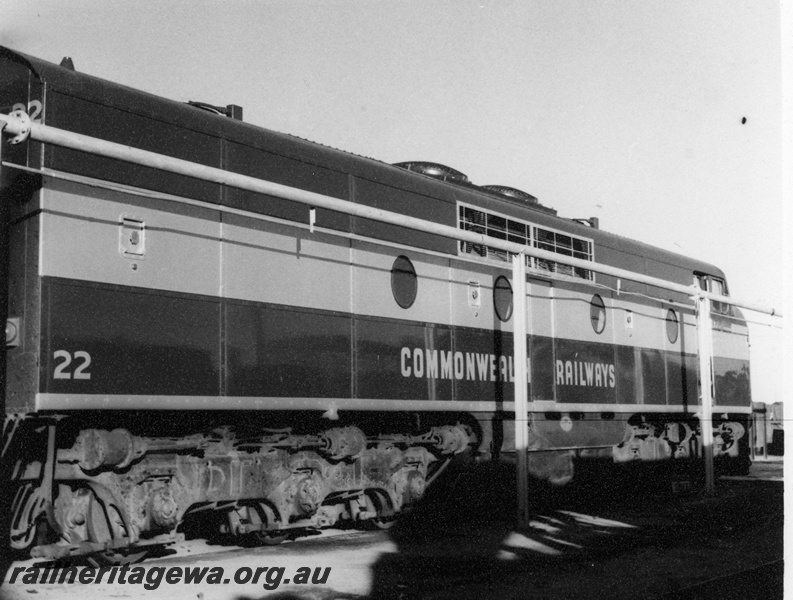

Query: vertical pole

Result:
[696,289,715,492]
[512,252,530,527]
[749,409,756,462]
[762,409,768,459]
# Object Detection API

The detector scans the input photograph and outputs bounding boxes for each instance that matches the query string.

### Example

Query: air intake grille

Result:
[458,203,593,280]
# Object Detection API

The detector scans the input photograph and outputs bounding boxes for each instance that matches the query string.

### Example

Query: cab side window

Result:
[694,273,730,315]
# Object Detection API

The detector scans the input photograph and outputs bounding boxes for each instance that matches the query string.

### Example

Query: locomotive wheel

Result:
[367,490,396,530]
[225,503,287,546]
[251,502,288,545]
[9,482,49,550]
[82,485,147,566]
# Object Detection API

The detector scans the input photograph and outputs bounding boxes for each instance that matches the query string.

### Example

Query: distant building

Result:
[752,402,783,456]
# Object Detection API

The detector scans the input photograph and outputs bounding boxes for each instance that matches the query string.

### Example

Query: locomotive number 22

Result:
[11,100,43,122]
[53,350,92,380]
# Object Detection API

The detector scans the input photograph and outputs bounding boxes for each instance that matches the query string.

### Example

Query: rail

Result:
[0,110,783,520]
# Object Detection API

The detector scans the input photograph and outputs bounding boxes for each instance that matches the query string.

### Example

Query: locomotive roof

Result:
[1,46,726,286]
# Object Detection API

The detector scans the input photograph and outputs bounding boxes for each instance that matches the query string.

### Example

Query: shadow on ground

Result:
[234,457,744,600]
[367,459,654,600]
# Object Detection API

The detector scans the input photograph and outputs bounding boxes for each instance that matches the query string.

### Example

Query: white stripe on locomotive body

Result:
[37,175,747,356]
[353,239,453,326]
[40,178,222,298]
[34,394,750,415]
[550,283,616,346]
[37,177,509,326]
[711,318,751,360]
[447,259,504,332]
[223,211,353,315]
[611,294,672,351]
[528,278,553,339]
[37,175,699,341]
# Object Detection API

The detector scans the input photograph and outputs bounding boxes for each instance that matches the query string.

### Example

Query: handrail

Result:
[0,111,781,318]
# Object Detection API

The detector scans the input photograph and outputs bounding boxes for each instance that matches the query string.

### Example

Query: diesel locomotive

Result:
[0,47,752,563]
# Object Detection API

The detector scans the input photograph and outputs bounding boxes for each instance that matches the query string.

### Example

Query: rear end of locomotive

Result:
[0,49,473,563]
[0,48,754,564]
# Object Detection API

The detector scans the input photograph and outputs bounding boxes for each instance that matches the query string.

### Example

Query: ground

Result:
[367,458,784,599]
[0,459,783,600]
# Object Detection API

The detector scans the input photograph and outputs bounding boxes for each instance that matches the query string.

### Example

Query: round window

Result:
[493,276,513,322]
[590,294,606,334]
[666,309,679,343]
[391,255,417,309]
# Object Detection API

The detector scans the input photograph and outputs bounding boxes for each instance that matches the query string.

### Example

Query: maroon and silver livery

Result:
[0,47,751,563]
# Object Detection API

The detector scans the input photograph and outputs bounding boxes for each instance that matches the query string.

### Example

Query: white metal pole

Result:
[762,409,768,459]
[749,410,756,462]
[695,289,715,492]
[512,253,530,528]
[0,111,782,318]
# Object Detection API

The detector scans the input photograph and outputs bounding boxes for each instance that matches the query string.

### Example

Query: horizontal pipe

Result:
[0,112,780,317]
[35,393,751,415]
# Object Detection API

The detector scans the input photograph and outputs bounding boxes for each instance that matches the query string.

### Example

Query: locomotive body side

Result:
[1,48,751,561]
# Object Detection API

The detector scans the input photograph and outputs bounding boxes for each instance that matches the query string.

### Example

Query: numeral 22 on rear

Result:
[53,350,92,380]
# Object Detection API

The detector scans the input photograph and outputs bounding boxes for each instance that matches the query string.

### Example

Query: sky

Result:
[1,0,787,405]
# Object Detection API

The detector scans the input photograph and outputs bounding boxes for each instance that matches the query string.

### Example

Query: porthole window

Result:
[391,255,417,309]
[666,309,679,343]
[590,294,606,334]
[493,276,513,322]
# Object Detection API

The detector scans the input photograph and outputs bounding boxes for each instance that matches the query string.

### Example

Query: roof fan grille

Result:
[393,162,469,184]
[482,185,539,205]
